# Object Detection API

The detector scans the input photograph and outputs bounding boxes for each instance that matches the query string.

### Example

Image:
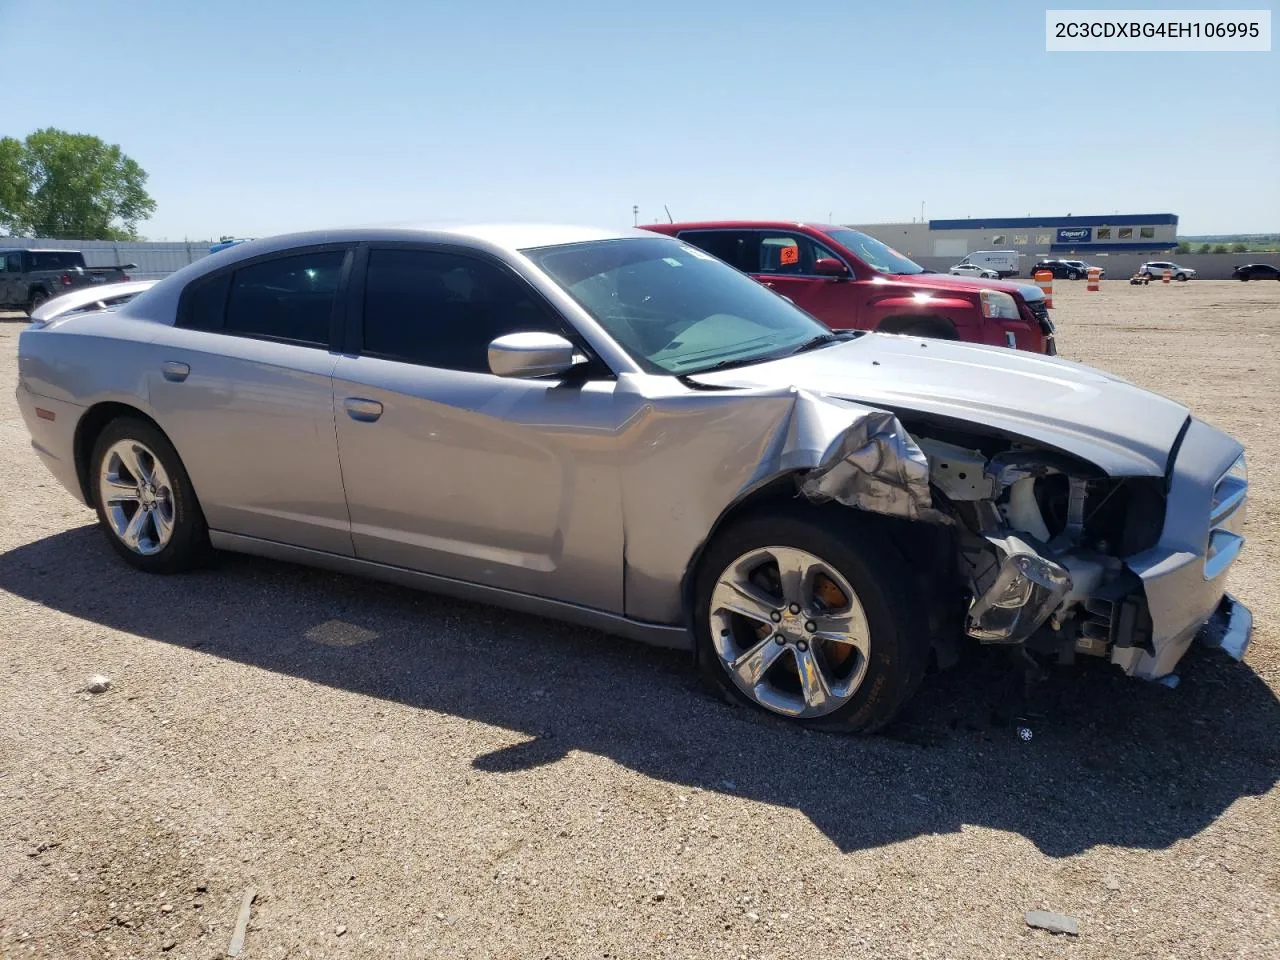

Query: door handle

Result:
[761,280,776,288]
[161,361,190,382]
[344,397,383,422]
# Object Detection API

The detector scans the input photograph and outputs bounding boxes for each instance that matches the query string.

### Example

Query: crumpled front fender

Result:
[617,377,935,624]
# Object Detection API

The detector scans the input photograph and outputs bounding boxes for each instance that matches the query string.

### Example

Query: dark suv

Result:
[1031,259,1103,281]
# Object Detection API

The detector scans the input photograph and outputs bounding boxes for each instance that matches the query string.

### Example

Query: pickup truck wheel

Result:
[693,506,929,733]
[26,291,48,314]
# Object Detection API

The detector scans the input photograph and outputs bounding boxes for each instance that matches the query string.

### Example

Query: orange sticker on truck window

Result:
[779,245,799,266]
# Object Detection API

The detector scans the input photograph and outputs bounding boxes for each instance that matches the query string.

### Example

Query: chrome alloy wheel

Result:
[708,546,871,719]
[97,439,175,556]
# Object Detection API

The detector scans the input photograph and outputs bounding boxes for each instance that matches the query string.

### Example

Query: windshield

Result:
[523,237,833,375]
[822,228,925,275]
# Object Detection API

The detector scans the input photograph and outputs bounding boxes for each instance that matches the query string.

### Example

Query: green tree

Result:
[1212,244,1228,254]
[1175,240,1191,254]
[1198,243,1212,254]
[0,128,155,240]
[1230,242,1248,253]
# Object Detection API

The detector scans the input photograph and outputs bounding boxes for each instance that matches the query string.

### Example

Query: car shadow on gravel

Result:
[3,525,1277,858]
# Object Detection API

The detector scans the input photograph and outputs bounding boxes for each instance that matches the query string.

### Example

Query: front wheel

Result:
[693,507,929,733]
[90,417,210,573]
[1067,270,1080,280]
[1176,273,1189,281]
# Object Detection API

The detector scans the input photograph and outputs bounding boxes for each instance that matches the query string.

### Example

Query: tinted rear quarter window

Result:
[362,248,563,372]
[179,273,232,331]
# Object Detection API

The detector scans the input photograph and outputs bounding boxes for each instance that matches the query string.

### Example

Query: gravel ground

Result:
[1,280,1277,959]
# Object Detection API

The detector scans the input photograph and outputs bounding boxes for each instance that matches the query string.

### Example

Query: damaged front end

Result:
[907,433,1184,673]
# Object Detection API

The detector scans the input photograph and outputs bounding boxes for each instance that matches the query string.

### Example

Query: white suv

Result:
[1140,261,1197,281]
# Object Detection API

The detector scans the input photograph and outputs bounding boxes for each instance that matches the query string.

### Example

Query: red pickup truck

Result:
[643,221,1055,354]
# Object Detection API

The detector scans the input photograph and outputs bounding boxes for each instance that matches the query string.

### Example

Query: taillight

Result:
[60,273,72,286]
[121,274,131,281]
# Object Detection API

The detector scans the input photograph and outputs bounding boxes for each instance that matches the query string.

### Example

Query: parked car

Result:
[643,222,1055,354]
[0,248,136,315]
[1231,263,1280,281]
[955,250,1020,277]
[1140,261,1196,281]
[1063,259,1106,279]
[1032,259,1083,280]
[948,263,1000,280]
[26,280,158,325]
[16,224,1251,732]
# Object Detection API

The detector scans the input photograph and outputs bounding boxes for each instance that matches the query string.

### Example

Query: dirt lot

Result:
[1,280,1277,960]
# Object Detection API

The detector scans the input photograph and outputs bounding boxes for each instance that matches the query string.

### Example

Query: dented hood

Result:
[688,334,1190,477]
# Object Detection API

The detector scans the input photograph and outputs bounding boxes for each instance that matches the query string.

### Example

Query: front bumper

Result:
[1114,418,1248,680]
[1198,593,1253,662]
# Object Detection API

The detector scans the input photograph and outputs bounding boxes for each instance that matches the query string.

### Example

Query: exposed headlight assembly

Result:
[979,289,1020,320]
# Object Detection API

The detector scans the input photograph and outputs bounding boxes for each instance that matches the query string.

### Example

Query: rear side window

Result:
[362,248,564,372]
[224,250,346,346]
[676,231,758,272]
[30,251,81,271]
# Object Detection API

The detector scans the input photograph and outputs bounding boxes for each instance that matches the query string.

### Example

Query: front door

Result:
[752,231,861,329]
[331,245,631,612]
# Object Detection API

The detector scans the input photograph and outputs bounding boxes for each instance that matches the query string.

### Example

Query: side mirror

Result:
[813,257,850,279]
[488,331,578,378]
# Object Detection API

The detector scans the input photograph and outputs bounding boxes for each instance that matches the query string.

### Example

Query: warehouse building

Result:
[850,213,1179,261]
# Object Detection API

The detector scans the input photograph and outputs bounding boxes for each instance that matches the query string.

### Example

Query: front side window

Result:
[523,237,834,376]
[4,253,20,272]
[821,228,924,275]
[224,250,346,346]
[361,248,564,372]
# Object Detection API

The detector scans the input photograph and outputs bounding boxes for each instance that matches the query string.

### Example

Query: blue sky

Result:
[2,0,1275,238]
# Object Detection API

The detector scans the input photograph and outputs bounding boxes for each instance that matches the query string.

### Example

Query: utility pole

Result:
[632,205,639,226]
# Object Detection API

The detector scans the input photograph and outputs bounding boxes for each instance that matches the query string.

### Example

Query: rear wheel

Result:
[693,507,929,733]
[26,290,48,315]
[90,417,209,573]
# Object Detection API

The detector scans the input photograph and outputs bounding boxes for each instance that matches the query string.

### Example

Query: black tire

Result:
[692,505,930,733]
[1176,273,1189,282]
[1067,270,1079,280]
[89,416,210,573]
[26,290,49,315]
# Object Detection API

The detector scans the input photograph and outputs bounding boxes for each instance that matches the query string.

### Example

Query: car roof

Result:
[1,247,80,253]
[118,222,665,321]
[648,220,845,234]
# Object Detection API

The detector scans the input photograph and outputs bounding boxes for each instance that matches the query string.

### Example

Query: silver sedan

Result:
[15,224,1252,731]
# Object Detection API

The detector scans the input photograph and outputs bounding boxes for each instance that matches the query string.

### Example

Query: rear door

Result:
[146,245,355,554]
